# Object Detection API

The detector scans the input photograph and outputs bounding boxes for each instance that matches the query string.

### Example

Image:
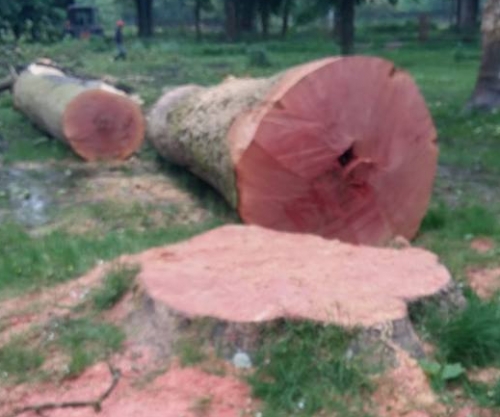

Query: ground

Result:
[1,24,500,417]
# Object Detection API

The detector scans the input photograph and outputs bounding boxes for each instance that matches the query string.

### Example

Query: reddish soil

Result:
[469,238,496,254]
[372,347,443,417]
[1,359,253,417]
[466,267,500,300]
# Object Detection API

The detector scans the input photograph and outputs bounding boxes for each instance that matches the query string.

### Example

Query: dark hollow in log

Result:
[148,57,438,245]
[13,64,144,161]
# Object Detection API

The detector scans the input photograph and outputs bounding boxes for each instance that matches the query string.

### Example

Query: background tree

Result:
[467,0,500,111]
[134,0,154,37]
[0,0,70,42]
[192,0,214,41]
[456,0,480,35]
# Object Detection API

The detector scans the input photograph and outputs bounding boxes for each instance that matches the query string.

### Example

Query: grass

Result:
[248,322,372,417]
[54,317,125,377]
[90,264,139,311]
[0,338,45,383]
[1,23,500,416]
[0,219,223,298]
[424,297,500,368]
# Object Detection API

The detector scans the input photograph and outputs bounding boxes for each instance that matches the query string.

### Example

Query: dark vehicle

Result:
[65,5,104,38]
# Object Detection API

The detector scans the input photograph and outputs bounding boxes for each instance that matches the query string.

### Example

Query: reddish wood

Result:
[229,57,438,244]
[149,57,437,245]
[63,90,144,161]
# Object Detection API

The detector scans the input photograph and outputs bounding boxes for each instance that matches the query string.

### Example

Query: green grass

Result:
[55,317,124,377]
[0,338,44,383]
[90,264,139,311]
[1,25,500,416]
[248,322,372,417]
[419,297,500,369]
[0,219,223,298]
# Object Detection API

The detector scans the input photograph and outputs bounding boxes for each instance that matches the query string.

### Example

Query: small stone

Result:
[232,351,252,369]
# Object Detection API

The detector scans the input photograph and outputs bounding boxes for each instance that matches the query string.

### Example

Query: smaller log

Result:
[13,64,144,161]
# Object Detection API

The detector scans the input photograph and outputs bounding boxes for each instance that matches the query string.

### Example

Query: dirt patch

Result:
[0,159,210,235]
[372,347,443,417]
[436,165,500,208]
[1,358,253,417]
[470,237,496,254]
[466,267,500,300]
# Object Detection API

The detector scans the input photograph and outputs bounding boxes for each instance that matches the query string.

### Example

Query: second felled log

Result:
[13,64,144,161]
[148,57,438,245]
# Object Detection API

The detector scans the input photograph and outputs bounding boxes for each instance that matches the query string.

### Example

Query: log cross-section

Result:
[13,64,144,161]
[148,57,438,245]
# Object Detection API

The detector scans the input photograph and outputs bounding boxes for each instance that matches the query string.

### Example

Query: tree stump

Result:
[148,57,438,245]
[13,64,144,161]
[120,225,457,363]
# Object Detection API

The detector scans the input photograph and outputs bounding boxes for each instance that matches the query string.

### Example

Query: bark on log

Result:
[148,57,438,245]
[13,64,144,161]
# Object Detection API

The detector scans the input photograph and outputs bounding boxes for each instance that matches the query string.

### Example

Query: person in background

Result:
[114,20,127,61]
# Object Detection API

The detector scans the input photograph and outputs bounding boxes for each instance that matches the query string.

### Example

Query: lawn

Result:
[1,25,500,416]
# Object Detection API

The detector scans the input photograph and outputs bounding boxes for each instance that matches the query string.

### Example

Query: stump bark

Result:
[13,64,144,161]
[148,57,438,245]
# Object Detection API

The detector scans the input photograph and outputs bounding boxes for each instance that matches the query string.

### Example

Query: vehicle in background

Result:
[65,5,104,38]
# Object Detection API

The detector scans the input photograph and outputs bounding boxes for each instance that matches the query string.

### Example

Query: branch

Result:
[6,363,121,417]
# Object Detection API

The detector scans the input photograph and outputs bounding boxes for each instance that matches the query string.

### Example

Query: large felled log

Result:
[148,57,438,245]
[13,64,144,161]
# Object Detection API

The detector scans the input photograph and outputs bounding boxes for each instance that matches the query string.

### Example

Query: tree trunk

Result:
[467,0,500,111]
[239,0,257,34]
[148,57,438,245]
[338,0,355,55]
[457,0,479,37]
[194,0,202,42]
[259,0,270,39]
[136,0,153,38]
[224,0,237,41]
[281,0,291,38]
[13,64,144,161]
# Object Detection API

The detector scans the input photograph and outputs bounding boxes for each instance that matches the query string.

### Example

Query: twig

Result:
[6,363,121,417]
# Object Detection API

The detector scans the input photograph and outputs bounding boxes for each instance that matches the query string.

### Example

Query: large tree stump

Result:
[13,64,144,161]
[148,57,438,245]
[119,225,459,363]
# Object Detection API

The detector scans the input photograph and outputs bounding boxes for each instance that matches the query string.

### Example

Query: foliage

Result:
[419,359,465,391]
[0,0,69,42]
[91,264,139,311]
[248,322,371,416]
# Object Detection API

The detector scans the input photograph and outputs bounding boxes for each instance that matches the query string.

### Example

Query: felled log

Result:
[13,64,144,161]
[148,57,438,245]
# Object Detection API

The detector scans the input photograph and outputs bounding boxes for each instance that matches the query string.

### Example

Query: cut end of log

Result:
[63,89,145,161]
[230,57,438,245]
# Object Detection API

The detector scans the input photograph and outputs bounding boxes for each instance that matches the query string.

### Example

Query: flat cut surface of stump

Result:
[230,57,438,244]
[138,225,451,327]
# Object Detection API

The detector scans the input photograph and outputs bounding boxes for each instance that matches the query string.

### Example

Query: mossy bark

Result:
[147,77,277,207]
[13,65,124,144]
